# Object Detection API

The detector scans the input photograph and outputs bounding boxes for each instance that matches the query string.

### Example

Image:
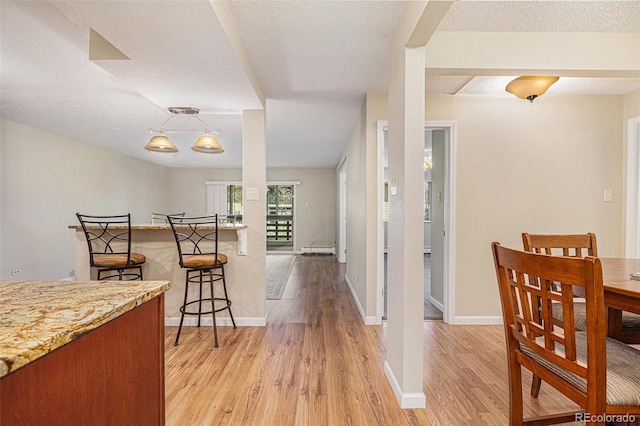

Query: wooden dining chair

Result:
[492,242,640,426]
[523,233,640,344]
[522,232,640,399]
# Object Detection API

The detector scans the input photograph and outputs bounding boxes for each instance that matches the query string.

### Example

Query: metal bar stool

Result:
[76,213,146,280]
[168,214,236,347]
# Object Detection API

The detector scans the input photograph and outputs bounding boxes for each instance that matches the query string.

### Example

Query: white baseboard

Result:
[59,275,77,281]
[452,316,502,325]
[384,361,426,408]
[165,316,267,327]
[344,275,377,325]
[428,296,444,312]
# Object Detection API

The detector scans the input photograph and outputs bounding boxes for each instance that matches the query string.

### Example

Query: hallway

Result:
[164,255,582,425]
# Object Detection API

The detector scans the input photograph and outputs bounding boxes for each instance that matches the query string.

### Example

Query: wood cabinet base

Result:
[0,295,165,426]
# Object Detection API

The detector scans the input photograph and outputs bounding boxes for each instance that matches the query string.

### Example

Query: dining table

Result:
[600,257,640,342]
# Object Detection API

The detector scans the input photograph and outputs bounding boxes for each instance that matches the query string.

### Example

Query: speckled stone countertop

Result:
[0,280,169,378]
[68,223,246,230]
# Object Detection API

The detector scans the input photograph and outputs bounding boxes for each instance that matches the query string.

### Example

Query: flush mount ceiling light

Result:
[505,76,559,103]
[145,107,223,154]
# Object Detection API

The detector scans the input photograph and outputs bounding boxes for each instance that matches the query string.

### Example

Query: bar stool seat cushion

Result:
[183,253,228,268]
[94,253,146,267]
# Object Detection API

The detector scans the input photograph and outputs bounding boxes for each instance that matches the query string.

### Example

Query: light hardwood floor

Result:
[165,255,583,425]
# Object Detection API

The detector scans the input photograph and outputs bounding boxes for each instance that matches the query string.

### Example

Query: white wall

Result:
[0,119,171,280]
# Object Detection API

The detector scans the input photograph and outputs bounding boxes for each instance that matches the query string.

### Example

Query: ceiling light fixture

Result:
[505,76,559,103]
[145,107,223,154]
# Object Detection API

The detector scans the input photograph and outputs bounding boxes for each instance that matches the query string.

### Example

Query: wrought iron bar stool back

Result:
[151,211,185,224]
[168,214,236,347]
[76,213,146,280]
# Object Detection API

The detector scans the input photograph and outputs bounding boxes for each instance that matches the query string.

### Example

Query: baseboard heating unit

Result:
[301,246,335,255]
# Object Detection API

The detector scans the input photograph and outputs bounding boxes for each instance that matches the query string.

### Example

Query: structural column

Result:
[242,109,267,320]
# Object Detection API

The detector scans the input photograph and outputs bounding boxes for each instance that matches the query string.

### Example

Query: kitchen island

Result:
[0,279,169,425]
[70,223,265,326]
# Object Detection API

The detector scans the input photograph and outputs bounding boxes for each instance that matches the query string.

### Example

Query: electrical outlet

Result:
[11,268,22,276]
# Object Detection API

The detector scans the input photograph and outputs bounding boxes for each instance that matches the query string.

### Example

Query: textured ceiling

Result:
[1,1,639,169]
[227,0,403,167]
[440,1,640,33]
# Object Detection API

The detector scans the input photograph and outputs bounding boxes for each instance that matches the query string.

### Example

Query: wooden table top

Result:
[600,257,640,314]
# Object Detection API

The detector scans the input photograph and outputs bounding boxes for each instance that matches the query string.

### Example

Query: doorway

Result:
[376,121,456,324]
[267,184,295,252]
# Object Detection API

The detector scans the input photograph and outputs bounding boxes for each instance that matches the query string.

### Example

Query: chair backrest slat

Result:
[522,233,597,258]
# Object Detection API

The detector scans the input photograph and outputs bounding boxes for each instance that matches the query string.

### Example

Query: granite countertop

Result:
[68,223,246,230]
[0,280,170,378]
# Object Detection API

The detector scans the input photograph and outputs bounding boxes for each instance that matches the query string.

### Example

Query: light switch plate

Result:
[246,187,259,201]
[604,188,613,202]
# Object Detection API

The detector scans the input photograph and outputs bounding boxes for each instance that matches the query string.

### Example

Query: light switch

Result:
[604,188,613,202]
[246,187,260,201]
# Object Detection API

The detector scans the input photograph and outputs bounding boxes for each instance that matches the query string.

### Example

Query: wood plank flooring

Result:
[165,255,584,425]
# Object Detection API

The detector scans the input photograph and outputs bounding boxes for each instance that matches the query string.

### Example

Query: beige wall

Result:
[0,119,171,280]
[625,88,640,120]
[267,168,336,251]
[343,98,368,309]
[344,93,626,320]
[167,168,242,216]
[1,119,336,285]
[622,89,640,255]
[166,167,336,252]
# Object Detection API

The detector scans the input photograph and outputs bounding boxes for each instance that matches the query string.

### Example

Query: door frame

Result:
[376,120,457,324]
[626,115,640,257]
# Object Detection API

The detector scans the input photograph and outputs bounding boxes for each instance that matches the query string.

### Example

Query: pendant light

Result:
[144,134,179,153]
[192,134,224,154]
[146,107,223,154]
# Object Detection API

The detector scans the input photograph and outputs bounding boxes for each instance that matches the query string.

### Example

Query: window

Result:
[267,185,293,216]
[424,180,432,221]
[226,185,243,216]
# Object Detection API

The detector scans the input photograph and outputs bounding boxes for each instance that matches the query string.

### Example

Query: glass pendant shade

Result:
[505,76,559,102]
[145,135,179,153]
[192,135,224,154]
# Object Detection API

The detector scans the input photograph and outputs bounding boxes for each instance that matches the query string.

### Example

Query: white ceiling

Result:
[1,1,639,169]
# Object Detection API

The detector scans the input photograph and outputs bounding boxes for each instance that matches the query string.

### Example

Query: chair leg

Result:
[531,374,542,397]
[197,271,203,327]
[174,272,190,346]
[509,357,524,426]
[209,269,219,348]
[119,269,123,280]
[138,265,143,280]
[220,265,236,329]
